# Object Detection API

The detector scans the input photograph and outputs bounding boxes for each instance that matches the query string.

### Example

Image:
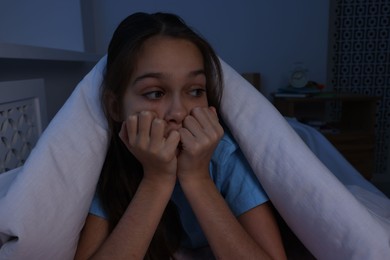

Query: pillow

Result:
[0,56,389,259]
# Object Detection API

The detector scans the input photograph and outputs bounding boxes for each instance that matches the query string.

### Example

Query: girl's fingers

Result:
[149,118,166,148]
[208,106,217,115]
[124,111,159,147]
[184,107,222,139]
[122,111,178,156]
[137,111,155,143]
[194,107,218,129]
[178,127,194,145]
[182,115,203,138]
[125,115,138,145]
[165,130,181,153]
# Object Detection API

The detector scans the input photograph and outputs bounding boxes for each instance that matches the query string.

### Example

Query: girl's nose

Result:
[164,96,188,124]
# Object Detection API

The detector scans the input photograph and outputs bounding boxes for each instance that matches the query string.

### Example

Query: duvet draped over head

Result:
[0,56,389,260]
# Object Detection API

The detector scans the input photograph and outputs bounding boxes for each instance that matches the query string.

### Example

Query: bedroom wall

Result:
[0,0,329,118]
[0,0,97,123]
[0,60,95,123]
[82,0,330,99]
[0,0,84,51]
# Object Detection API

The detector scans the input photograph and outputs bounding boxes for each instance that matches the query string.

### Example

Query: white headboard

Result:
[0,79,47,173]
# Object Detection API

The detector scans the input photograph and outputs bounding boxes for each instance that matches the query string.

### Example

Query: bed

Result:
[0,57,389,259]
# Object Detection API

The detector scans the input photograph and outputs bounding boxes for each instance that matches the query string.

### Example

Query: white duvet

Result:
[0,57,389,259]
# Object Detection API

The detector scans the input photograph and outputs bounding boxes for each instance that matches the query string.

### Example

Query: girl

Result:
[75,12,286,260]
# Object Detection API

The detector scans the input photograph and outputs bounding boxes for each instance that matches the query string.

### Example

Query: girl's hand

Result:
[119,111,180,182]
[177,107,224,181]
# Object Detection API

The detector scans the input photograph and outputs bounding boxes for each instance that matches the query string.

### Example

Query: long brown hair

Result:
[98,12,223,259]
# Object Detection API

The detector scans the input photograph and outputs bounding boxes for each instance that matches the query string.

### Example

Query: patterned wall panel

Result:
[0,99,40,173]
[0,79,46,174]
[329,0,390,175]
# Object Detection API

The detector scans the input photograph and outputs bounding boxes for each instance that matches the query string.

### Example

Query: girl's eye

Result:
[144,91,164,100]
[189,88,206,97]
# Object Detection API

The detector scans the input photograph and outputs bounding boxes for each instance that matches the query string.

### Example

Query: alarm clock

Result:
[289,65,308,88]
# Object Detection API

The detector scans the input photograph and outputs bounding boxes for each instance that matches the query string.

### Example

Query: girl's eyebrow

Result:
[132,69,206,85]
[132,72,163,85]
[189,69,206,77]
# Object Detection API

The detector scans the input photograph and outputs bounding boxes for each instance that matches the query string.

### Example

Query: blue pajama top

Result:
[90,132,268,249]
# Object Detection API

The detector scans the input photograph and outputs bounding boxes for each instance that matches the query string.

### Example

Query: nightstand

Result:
[273,93,379,179]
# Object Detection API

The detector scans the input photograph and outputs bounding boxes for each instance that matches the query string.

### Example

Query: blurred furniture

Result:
[241,73,261,93]
[273,94,379,179]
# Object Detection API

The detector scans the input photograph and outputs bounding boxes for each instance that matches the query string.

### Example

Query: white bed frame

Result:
[0,79,47,173]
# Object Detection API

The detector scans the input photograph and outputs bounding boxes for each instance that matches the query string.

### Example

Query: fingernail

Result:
[128,115,136,121]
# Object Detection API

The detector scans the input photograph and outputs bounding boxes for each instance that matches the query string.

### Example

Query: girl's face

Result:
[122,36,208,136]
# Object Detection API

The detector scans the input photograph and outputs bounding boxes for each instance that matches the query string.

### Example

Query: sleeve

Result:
[210,135,269,217]
[89,193,108,219]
